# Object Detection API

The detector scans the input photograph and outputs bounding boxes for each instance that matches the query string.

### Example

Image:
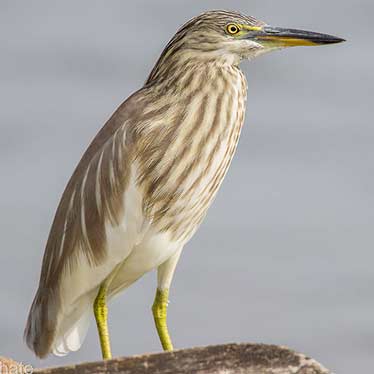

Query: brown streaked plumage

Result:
[24,10,344,359]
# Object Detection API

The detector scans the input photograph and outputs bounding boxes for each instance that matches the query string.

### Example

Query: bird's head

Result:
[147,10,344,82]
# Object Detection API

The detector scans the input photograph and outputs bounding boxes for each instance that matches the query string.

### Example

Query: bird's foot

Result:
[152,288,174,351]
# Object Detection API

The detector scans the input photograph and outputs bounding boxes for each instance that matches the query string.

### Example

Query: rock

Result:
[34,343,331,374]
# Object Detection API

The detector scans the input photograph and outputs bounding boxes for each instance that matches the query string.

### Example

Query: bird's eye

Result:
[226,23,240,35]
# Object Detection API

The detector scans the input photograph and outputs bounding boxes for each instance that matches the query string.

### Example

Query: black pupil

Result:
[230,26,237,33]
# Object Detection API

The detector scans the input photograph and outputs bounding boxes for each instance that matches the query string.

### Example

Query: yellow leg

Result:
[94,283,112,360]
[152,288,173,351]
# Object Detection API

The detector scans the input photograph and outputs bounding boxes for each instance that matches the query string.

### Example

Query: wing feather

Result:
[25,90,143,358]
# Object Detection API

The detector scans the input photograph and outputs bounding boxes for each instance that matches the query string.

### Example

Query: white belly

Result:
[59,165,181,309]
[108,229,182,297]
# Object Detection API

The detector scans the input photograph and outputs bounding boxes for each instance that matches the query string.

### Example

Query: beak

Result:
[247,26,345,47]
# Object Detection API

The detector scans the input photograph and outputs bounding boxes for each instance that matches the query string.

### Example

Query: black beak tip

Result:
[302,31,346,45]
[324,35,346,44]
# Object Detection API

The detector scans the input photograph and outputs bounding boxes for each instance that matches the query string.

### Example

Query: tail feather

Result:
[25,287,93,358]
[24,288,60,358]
[52,308,91,356]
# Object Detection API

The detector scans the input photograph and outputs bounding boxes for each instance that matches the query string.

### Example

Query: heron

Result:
[25,10,344,360]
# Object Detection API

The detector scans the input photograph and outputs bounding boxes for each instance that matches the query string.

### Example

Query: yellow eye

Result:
[226,23,240,35]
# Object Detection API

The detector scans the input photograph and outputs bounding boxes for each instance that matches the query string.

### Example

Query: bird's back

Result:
[24,91,144,357]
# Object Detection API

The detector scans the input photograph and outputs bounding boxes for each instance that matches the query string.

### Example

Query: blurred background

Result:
[0,1,372,373]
